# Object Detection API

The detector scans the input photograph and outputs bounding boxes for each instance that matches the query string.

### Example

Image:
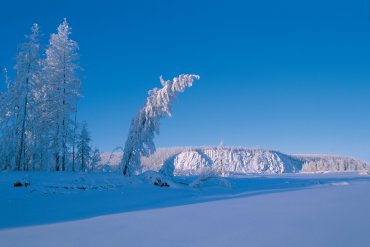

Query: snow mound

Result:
[330,182,350,186]
[139,171,174,187]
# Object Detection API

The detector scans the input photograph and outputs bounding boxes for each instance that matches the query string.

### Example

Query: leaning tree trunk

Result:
[16,95,28,171]
[16,61,31,171]
[123,151,133,176]
[72,113,77,172]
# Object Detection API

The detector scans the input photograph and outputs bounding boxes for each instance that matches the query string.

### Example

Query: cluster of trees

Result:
[0,19,100,172]
[0,19,199,175]
[300,156,369,173]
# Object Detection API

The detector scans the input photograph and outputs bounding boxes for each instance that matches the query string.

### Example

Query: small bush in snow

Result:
[190,168,231,188]
[140,171,173,187]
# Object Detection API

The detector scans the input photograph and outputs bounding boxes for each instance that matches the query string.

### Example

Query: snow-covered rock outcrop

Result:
[159,148,303,176]
[99,147,370,175]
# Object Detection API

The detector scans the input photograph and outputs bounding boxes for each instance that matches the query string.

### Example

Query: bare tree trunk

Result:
[16,55,34,171]
[61,51,67,172]
[16,95,28,170]
[56,153,60,171]
[72,112,77,172]
[62,119,66,172]
[55,122,60,171]
[123,152,133,176]
[81,145,85,171]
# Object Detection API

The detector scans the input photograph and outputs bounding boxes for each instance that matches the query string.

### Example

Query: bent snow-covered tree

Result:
[120,74,200,176]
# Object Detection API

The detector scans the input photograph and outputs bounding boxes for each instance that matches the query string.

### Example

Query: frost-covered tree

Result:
[11,24,42,171]
[0,25,42,171]
[120,74,200,176]
[0,20,86,172]
[214,141,225,176]
[43,18,81,171]
[0,68,16,170]
[76,122,91,171]
[90,147,101,172]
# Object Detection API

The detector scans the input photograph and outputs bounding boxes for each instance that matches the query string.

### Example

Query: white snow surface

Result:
[0,171,370,246]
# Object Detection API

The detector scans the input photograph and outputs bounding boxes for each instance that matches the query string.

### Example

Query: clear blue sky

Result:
[1,0,370,161]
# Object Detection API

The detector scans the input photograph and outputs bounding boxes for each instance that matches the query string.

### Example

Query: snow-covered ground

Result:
[0,171,370,246]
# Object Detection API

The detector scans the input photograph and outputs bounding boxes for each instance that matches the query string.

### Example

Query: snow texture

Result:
[0,172,369,247]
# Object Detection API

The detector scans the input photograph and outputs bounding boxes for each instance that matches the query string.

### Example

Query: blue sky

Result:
[1,0,370,161]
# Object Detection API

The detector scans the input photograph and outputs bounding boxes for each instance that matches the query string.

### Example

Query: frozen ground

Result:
[0,172,370,246]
